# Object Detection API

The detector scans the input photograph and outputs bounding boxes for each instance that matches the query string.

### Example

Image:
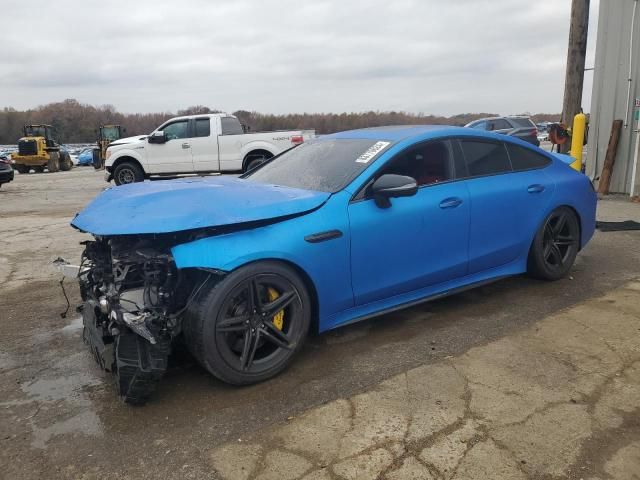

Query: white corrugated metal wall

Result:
[587,0,640,193]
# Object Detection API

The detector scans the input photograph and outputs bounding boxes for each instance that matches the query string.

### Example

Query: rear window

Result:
[506,143,550,171]
[509,117,535,128]
[221,117,244,135]
[244,139,389,193]
[459,140,512,177]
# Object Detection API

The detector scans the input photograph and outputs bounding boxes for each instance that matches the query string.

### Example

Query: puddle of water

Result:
[21,369,105,448]
[30,410,102,449]
[61,316,83,335]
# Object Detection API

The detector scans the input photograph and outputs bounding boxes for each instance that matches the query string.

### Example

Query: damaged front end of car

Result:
[75,234,215,404]
[64,176,330,404]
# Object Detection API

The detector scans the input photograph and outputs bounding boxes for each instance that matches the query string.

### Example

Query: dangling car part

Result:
[69,126,596,405]
[72,237,204,404]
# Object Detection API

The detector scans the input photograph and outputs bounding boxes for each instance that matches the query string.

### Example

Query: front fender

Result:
[170,193,354,329]
[106,148,145,168]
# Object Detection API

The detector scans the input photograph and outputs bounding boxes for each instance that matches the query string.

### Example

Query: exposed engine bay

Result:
[77,235,214,404]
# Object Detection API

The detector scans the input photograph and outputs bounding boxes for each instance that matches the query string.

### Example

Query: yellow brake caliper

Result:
[267,287,285,330]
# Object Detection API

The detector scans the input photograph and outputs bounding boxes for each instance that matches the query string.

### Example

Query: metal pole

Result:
[630,111,640,197]
[624,0,638,128]
[561,0,590,153]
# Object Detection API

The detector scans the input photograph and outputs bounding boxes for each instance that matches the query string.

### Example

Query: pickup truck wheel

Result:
[183,262,311,385]
[114,162,144,185]
[244,152,273,172]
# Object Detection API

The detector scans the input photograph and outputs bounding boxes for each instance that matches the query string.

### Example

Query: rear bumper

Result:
[12,154,49,166]
[0,169,14,184]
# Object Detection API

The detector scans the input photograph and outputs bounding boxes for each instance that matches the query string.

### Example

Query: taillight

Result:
[532,128,538,136]
[291,135,304,145]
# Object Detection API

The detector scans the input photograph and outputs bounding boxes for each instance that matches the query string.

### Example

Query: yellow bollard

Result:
[569,113,586,172]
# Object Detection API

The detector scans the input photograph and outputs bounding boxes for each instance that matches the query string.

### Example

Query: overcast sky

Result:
[0,0,599,115]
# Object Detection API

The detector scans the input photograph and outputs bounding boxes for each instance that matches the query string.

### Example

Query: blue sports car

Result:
[70,125,596,404]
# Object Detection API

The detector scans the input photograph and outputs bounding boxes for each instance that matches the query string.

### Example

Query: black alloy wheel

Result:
[528,207,580,280]
[218,275,301,372]
[184,262,311,385]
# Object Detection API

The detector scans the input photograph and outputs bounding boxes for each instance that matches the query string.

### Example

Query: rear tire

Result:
[243,152,273,172]
[47,152,60,173]
[33,165,45,173]
[527,207,580,280]
[183,261,311,385]
[113,161,144,185]
[15,164,30,174]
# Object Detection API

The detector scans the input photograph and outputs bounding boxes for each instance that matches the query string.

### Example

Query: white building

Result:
[587,0,640,194]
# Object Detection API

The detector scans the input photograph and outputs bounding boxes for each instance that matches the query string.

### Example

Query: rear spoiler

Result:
[550,152,575,166]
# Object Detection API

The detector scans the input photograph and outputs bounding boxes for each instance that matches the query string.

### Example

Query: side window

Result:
[459,140,512,177]
[195,118,210,137]
[489,119,511,130]
[470,121,487,130]
[506,143,551,171]
[221,117,244,135]
[162,120,189,140]
[378,140,453,187]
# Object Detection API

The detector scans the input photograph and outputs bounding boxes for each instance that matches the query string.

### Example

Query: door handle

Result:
[527,184,545,193]
[439,197,463,209]
[182,142,191,149]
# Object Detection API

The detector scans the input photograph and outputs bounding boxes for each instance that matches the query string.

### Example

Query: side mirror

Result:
[148,131,166,144]
[370,174,418,208]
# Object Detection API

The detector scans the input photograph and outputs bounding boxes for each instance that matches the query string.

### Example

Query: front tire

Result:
[14,164,30,174]
[183,262,311,385]
[47,152,60,172]
[528,207,580,280]
[113,161,144,185]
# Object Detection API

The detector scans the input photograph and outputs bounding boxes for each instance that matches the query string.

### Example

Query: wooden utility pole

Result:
[560,0,590,153]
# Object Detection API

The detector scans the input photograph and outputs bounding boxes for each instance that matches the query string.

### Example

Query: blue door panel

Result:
[348,182,470,305]
[466,170,554,273]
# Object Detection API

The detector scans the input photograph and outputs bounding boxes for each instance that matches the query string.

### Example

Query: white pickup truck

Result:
[104,113,315,185]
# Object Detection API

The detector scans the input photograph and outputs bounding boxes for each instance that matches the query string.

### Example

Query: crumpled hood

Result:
[71,177,329,235]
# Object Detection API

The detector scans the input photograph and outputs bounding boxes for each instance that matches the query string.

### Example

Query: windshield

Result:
[25,126,47,137]
[244,138,390,193]
[101,126,121,141]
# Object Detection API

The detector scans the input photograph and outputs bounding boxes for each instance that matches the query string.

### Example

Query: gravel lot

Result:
[1,168,639,479]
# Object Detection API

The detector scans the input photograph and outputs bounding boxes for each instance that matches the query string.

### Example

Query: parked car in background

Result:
[71,125,596,404]
[0,155,14,187]
[76,148,95,166]
[465,116,539,146]
[104,113,316,185]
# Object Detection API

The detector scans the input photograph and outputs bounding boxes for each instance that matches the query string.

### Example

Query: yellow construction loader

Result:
[93,125,124,169]
[12,125,73,173]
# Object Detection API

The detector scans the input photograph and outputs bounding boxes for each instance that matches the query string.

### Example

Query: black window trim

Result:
[350,138,459,203]
[455,137,514,180]
[504,141,552,173]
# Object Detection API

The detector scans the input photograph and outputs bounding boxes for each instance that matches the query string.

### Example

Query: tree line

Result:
[0,98,560,144]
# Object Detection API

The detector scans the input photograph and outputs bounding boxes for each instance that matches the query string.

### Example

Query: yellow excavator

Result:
[93,125,124,169]
[12,125,73,173]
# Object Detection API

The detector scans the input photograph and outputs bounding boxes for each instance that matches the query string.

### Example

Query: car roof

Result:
[323,125,464,142]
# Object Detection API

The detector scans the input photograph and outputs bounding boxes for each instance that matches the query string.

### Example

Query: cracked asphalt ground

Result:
[1,169,639,479]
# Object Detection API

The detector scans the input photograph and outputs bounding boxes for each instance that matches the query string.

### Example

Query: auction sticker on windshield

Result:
[355,141,390,163]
